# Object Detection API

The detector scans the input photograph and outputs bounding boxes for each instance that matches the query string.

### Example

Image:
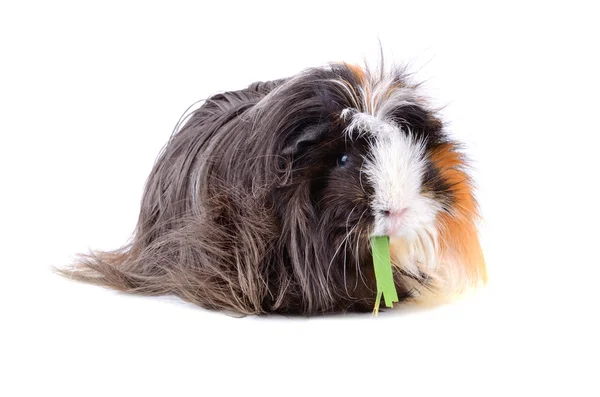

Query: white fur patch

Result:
[343,107,442,278]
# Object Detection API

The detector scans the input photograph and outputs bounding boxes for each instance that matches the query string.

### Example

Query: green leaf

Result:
[370,236,399,314]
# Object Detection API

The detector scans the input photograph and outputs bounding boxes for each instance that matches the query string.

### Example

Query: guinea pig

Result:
[60,62,487,315]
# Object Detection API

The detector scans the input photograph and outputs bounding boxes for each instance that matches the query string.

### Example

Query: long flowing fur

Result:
[59,63,485,315]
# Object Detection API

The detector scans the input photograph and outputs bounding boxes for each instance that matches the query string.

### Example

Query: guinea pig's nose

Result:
[381,208,408,219]
[382,208,408,235]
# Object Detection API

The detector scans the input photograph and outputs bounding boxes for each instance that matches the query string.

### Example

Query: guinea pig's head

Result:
[249,64,486,311]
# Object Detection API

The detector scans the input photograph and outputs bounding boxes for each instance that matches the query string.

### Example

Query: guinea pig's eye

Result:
[337,154,349,167]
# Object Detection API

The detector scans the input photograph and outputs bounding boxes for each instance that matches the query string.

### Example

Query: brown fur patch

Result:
[430,143,487,286]
[344,63,367,84]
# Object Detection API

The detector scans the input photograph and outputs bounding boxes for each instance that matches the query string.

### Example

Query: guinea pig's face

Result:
[308,116,443,242]
[279,69,449,245]
[352,113,443,240]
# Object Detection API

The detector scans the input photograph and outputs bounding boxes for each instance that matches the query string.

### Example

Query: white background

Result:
[1,1,599,396]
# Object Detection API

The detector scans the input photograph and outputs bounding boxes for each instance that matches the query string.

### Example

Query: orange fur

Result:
[344,63,372,113]
[344,63,366,84]
[430,143,487,287]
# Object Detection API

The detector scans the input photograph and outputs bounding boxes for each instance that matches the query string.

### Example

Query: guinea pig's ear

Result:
[281,123,330,156]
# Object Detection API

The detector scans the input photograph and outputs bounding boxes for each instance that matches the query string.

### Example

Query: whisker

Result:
[325,206,358,285]
[353,208,369,289]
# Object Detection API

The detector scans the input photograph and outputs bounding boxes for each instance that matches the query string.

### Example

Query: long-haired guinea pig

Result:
[60,62,487,315]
